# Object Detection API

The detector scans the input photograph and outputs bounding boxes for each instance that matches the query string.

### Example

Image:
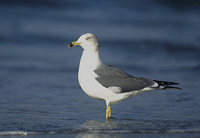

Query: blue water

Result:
[0,0,200,137]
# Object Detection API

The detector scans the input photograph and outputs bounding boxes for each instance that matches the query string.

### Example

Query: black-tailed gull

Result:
[68,33,181,119]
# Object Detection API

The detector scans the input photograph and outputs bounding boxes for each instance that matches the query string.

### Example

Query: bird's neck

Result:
[79,49,102,71]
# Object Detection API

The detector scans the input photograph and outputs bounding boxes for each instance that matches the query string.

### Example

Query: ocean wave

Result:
[0,131,35,136]
[0,128,200,136]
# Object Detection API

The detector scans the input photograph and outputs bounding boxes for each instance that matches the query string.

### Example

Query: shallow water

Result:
[0,0,200,137]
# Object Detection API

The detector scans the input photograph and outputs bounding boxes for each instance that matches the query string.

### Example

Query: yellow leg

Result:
[106,105,111,119]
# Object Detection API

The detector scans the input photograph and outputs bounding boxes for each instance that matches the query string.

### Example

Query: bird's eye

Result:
[86,37,93,40]
[86,37,90,40]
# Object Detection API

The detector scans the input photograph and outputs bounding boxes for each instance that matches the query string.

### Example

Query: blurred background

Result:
[0,0,200,137]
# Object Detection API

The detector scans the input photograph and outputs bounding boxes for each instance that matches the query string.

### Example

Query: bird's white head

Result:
[68,33,99,51]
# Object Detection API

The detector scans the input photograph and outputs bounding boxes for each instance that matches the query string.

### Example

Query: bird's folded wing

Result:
[94,65,156,93]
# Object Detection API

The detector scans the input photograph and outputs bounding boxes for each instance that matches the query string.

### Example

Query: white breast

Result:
[78,50,112,100]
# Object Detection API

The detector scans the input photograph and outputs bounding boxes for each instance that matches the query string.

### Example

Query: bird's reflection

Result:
[75,117,134,138]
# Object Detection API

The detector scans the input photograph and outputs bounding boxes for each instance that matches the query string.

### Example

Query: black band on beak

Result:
[68,43,73,48]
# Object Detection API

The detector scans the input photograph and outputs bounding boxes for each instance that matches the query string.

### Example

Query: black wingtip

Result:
[161,86,182,90]
[153,80,182,90]
[153,80,179,85]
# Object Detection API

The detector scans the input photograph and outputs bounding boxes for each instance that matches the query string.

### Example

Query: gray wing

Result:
[94,64,156,93]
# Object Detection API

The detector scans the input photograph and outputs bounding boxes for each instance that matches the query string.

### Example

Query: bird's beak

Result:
[68,41,81,48]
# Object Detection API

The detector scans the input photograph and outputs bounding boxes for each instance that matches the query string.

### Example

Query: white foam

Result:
[166,128,200,133]
[0,131,35,136]
[0,128,199,136]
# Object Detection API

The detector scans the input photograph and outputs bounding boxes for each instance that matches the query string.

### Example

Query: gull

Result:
[68,33,181,119]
